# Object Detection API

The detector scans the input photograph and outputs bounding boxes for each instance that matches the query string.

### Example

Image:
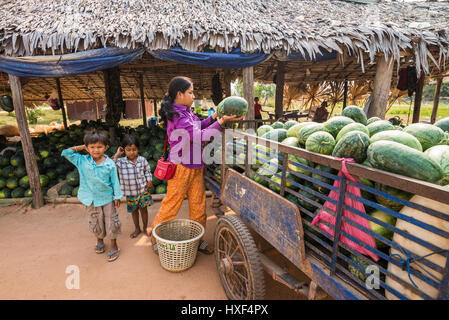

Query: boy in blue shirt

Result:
[62,130,123,262]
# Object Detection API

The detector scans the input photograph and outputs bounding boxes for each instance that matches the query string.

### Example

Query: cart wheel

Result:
[214,215,265,300]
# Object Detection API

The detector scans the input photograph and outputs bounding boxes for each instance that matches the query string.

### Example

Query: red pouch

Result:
[154,135,176,180]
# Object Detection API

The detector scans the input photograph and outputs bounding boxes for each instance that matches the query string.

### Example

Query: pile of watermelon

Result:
[224,109,449,259]
[0,119,169,199]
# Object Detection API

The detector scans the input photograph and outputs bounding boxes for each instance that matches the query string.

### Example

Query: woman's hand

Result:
[218,115,246,126]
[113,147,124,160]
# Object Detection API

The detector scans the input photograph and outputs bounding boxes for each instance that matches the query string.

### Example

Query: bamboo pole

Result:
[343,81,348,109]
[431,77,443,124]
[275,61,286,120]
[368,55,394,119]
[243,66,254,130]
[139,73,147,127]
[8,74,44,209]
[56,78,68,130]
[412,72,425,124]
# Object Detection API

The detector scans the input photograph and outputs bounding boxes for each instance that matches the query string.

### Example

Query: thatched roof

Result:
[1,0,449,75]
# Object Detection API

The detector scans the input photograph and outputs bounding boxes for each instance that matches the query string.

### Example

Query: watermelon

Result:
[297,188,321,212]
[439,132,449,146]
[305,131,336,155]
[370,130,423,152]
[2,149,15,159]
[0,188,11,199]
[311,164,337,194]
[257,125,273,137]
[258,158,280,177]
[348,254,370,282]
[424,145,449,185]
[369,209,397,248]
[261,129,288,142]
[367,140,443,184]
[154,143,164,153]
[11,187,25,198]
[367,117,382,125]
[43,157,56,168]
[152,176,162,187]
[269,172,298,193]
[66,171,79,187]
[39,149,50,159]
[2,166,15,178]
[40,175,49,187]
[216,96,248,117]
[342,106,368,125]
[6,177,18,189]
[434,117,449,133]
[297,123,325,145]
[375,183,412,212]
[336,123,369,142]
[284,120,299,130]
[10,155,24,167]
[24,189,32,197]
[281,137,300,148]
[271,122,285,129]
[286,122,314,138]
[288,155,312,177]
[155,185,167,194]
[403,123,445,151]
[332,131,370,163]
[14,166,27,179]
[0,157,10,168]
[0,178,5,189]
[46,170,57,181]
[0,94,14,112]
[366,120,394,137]
[323,116,355,138]
[59,184,73,196]
[19,176,29,189]
[72,186,79,197]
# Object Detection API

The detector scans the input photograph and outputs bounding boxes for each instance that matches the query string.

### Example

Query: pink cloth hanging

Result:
[312,158,379,261]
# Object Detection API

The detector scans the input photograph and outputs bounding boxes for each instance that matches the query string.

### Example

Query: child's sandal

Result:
[95,244,105,254]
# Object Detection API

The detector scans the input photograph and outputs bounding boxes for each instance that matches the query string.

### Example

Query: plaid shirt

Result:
[114,156,152,196]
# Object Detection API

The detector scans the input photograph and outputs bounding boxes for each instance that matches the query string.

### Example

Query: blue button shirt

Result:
[61,149,123,207]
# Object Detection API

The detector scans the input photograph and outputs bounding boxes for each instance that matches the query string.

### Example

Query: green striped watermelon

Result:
[216,96,248,117]
[367,117,382,125]
[434,117,449,133]
[342,106,367,125]
[323,116,355,138]
[297,123,325,145]
[336,123,369,142]
[403,123,445,151]
[370,130,423,152]
[424,145,449,185]
[271,122,285,129]
[284,120,299,130]
[332,131,370,163]
[305,131,336,155]
[286,122,314,138]
[367,120,395,137]
[367,140,443,183]
[256,125,273,137]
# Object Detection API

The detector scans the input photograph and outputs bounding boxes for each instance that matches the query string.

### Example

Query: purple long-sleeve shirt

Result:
[166,103,222,169]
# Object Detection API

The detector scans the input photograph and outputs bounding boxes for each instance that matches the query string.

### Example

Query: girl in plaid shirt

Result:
[113,135,153,238]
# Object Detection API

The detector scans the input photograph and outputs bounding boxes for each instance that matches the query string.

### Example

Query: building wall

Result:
[66,100,154,121]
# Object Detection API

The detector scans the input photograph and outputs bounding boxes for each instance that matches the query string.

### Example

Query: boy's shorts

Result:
[126,189,153,213]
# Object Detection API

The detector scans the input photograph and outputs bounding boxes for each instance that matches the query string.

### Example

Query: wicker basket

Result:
[152,219,205,272]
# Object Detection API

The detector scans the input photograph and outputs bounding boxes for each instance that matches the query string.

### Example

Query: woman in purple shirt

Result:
[151,76,243,255]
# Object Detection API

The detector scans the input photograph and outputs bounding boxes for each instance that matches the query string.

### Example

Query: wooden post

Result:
[275,61,286,120]
[224,69,232,97]
[431,77,443,124]
[8,74,44,209]
[95,100,99,120]
[368,55,394,119]
[153,99,158,117]
[343,81,348,109]
[103,67,125,143]
[243,66,254,130]
[138,74,147,127]
[412,72,425,124]
[56,78,68,130]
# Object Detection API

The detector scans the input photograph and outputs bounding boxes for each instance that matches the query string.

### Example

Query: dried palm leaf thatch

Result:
[0,0,448,76]
[348,80,371,105]
[284,83,307,110]
[325,81,345,117]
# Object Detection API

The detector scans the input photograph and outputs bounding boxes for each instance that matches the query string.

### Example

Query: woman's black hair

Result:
[84,130,109,146]
[159,76,193,124]
[121,135,140,150]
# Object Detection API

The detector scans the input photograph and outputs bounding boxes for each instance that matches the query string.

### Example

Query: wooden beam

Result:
[431,77,443,124]
[56,78,68,129]
[275,61,286,120]
[412,72,425,124]
[368,55,394,119]
[243,66,254,130]
[8,74,44,209]
[138,73,147,127]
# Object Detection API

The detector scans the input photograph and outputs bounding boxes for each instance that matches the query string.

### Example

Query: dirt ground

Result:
[0,197,306,300]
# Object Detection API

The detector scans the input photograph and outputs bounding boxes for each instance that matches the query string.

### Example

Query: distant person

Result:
[313,101,329,123]
[62,130,123,262]
[254,97,268,128]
